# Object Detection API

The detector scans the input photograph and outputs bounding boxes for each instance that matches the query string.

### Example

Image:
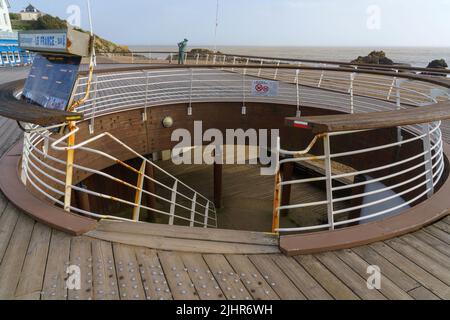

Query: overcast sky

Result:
[9,0,450,47]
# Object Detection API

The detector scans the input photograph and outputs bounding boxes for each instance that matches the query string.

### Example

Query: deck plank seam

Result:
[12,219,37,299]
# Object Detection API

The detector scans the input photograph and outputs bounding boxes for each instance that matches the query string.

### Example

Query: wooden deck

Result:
[0,67,450,300]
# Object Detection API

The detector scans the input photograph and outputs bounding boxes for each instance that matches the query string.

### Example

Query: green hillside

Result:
[9,13,130,53]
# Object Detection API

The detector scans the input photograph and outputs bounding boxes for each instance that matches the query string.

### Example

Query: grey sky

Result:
[9,0,450,47]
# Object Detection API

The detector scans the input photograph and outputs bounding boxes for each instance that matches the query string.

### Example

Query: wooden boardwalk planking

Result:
[249,255,306,300]
[135,248,173,300]
[294,255,359,300]
[41,230,71,300]
[15,222,51,299]
[112,244,146,300]
[226,254,280,300]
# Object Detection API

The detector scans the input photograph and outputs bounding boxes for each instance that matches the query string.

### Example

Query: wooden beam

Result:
[286,101,450,134]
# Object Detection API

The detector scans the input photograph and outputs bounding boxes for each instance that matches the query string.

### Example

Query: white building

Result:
[0,0,12,32]
[20,4,43,21]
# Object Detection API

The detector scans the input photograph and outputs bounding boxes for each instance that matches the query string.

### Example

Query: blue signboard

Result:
[22,54,81,111]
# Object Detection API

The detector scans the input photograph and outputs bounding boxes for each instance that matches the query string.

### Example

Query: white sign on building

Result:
[251,80,279,97]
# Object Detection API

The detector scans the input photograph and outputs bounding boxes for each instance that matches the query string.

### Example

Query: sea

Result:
[129,46,450,68]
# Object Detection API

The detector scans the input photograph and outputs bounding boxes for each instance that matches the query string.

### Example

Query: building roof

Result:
[21,4,40,13]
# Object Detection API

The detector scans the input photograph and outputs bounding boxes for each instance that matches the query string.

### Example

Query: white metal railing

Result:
[21,123,217,228]
[274,121,444,232]
[19,62,450,233]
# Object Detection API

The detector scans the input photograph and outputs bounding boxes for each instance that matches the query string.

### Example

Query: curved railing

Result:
[19,60,450,233]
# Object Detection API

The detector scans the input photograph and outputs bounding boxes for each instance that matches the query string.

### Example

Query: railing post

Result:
[169,180,178,225]
[190,193,197,227]
[89,74,98,134]
[222,55,226,70]
[64,122,77,212]
[143,71,149,121]
[396,79,402,110]
[323,134,335,230]
[350,73,355,114]
[271,137,281,234]
[203,202,210,228]
[258,59,263,77]
[169,53,173,64]
[196,53,200,65]
[21,125,30,186]
[423,123,435,198]
[387,70,398,100]
[242,69,247,115]
[296,69,301,117]
[205,54,209,65]
[132,160,146,221]
[213,55,217,65]
[188,69,194,116]
[232,56,237,71]
[318,68,326,88]
[274,60,280,80]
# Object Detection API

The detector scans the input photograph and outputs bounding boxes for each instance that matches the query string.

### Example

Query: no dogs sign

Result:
[251,80,279,97]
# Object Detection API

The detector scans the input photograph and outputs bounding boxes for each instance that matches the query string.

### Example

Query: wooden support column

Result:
[280,161,294,215]
[214,161,223,209]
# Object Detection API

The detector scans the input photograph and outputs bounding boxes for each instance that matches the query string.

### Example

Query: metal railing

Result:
[21,123,217,228]
[274,121,444,232]
[19,60,450,233]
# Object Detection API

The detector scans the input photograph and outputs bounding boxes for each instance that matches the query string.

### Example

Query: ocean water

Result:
[130,45,450,68]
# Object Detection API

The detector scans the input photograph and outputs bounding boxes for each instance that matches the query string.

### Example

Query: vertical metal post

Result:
[323,134,335,230]
[387,70,398,100]
[203,202,210,228]
[196,53,200,65]
[21,125,30,186]
[258,59,263,77]
[423,123,435,198]
[350,73,355,114]
[232,56,236,71]
[89,74,98,134]
[296,69,301,117]
[318,69,324,88]
[396,79,401,110]
[169,180,178,225]
[188,69,194,115]
[274,61,280,80]
[169,53,173,64]
[205,54,209,64]
[190,193,197,227]
[271,137,281,234]
[64,122,77,212]
[213,55,217,65]
[242,70,247,115]
[144,71,149,121]
[132,160,146,221]
[272,171,282,234]
[222,55,226,70]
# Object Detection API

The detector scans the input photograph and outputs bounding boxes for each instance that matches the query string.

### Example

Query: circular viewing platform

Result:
[0,54,450,300]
